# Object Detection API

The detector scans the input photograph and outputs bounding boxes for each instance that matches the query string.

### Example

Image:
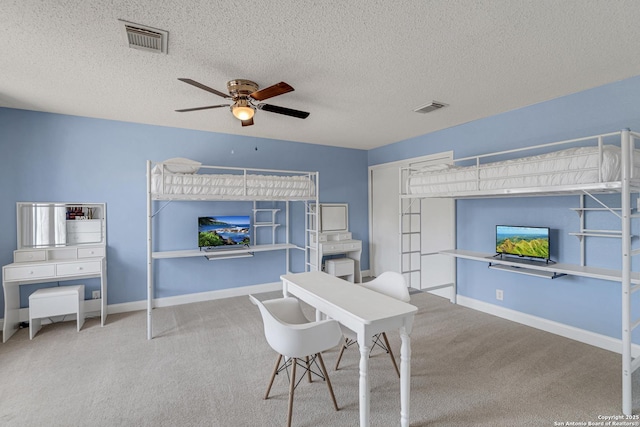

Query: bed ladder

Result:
[399,197,422,289]
[305,202,319,272]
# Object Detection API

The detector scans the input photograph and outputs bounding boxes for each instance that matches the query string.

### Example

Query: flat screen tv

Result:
[198,216,250,250]
[496,225,550,261]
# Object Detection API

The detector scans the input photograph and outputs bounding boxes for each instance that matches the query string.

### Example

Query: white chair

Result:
[334,272,410,377]
[249,295,342,427]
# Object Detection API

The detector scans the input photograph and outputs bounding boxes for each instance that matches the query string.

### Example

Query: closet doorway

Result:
[368,151,455,299]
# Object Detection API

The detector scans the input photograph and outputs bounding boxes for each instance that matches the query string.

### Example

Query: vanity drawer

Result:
[56,261,101,276]
[67,232,103,244]
[322,241,362,253]
[322,243,342,252]
[78,247,105,258]
[4,264,55,281]
[14,250,46,263]
[67,220,102,232]
[342,241,362,251]
[326,232,352,241]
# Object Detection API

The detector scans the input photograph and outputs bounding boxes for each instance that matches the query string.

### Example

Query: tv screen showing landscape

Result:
[198,216,250,249]
[496,225,549,260]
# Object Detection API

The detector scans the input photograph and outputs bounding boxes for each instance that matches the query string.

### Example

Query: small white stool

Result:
[29,285,85,339]
[325,258,355,282]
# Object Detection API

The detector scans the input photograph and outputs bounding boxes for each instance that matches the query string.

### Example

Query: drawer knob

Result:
[29,271,33,275]
[77,267,83,270]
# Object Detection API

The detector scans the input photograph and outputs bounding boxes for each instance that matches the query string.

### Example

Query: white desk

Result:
[281,271,418,427]
[2,255,107,342]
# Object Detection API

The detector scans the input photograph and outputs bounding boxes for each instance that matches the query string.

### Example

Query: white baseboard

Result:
[0,282,283,329]
[456,295,640,358]
[3,283,633,359]
[151,281,282,309]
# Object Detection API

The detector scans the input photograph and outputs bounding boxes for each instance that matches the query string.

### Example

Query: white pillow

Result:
[417,163,451,172]
[163,157,201,174]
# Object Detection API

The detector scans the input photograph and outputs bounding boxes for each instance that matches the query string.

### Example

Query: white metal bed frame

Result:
[399,129,640,415]
[146,161,320,340]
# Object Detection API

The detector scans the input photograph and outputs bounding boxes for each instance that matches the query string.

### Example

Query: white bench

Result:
[29,285,85,339]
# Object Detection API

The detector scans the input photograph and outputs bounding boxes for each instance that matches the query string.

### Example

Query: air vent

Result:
[413,101,447,114]
[119,20,168,54]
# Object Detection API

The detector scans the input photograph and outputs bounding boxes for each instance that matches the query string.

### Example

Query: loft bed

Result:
[146,159,319,340]
[404,132,640,199]
[399,129,640,415]
[150,158,317,201]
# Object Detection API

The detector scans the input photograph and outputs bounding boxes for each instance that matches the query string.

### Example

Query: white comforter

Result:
[151,166,316,198]
[407,145,639,195]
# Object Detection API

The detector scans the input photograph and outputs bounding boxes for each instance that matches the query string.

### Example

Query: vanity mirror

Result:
[17,202,106,249]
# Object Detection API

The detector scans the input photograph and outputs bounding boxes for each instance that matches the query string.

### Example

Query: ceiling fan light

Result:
[232,100,254,121]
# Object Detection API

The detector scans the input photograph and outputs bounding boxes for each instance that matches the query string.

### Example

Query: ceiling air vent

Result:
[413,101,447,114]
[119,20,168,54]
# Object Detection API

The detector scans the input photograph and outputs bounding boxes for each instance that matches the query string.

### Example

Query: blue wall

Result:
[4,73,640,343]
[0,109,369,315]
[369,74,640,341]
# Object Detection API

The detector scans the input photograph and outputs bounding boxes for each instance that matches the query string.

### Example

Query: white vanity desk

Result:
[309,203,363,282]
[2,202,107,343]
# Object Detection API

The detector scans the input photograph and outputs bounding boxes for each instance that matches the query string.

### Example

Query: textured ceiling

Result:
[2,1,640,150]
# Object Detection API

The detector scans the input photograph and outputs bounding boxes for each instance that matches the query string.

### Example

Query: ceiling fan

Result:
[175,78,310,127]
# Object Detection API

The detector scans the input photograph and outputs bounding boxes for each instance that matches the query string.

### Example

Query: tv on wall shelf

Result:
[197,215,254,260]
[495,225,551,262]
[488,225,564,278]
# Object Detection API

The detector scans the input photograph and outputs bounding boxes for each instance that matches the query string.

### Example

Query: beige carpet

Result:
[0,290,637,427]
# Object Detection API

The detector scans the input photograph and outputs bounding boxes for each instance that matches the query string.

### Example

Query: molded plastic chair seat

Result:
[334,272,410,377]
[250,295,342,427]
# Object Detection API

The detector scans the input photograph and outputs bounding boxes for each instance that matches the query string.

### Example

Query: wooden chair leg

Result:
[317,352,339,411]
[306,355,312,383]
[382,332,400,378]
[334,338,348,371]
[287,358,297,427]
[265,354,283,399]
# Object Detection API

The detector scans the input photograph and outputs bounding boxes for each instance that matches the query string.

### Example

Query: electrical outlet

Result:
[92,290,100,300]
[496,289,504,301]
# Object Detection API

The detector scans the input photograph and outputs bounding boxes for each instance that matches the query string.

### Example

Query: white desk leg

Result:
[400,326,412,427]
[358,332,372,427]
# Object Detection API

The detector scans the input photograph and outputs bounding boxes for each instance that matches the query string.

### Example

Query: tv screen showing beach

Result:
[496,225,549,260]
[198,216,250,248]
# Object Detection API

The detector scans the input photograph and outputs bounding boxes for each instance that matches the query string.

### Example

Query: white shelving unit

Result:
[253,205,281,246]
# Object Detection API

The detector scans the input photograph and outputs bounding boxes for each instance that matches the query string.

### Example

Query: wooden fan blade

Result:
[178,78,231,99]
[257,103,310,119]
[175,105,229,112]
[250,82,294,101]
[241,117,254,127]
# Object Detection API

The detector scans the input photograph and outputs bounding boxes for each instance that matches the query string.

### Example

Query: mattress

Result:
[151,166,316,199]
[407,145,640,195]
